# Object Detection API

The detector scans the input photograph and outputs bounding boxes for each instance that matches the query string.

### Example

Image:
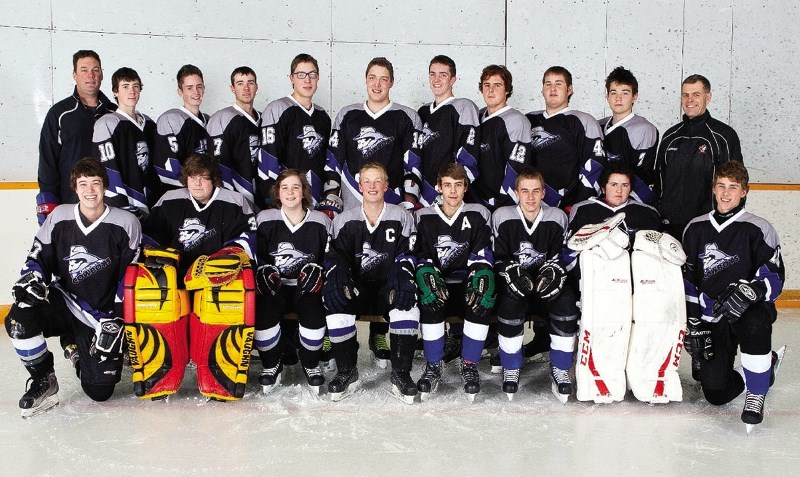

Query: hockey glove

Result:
[12,272,49,308]
[185,246,250,290]
[535,259,567,301]
[322,265,359,313]
[712,279,765,324]
[498,262,535,299]
[316,194,343,220]
[90,317,124,361]
[415,264,448,312]
[465,268,496,320]
[255,264,282,296]
[35,191,58,226]
[385,261,417,311]
[298,262,324,296]
[685,316,714,361]
[142,246,180,269]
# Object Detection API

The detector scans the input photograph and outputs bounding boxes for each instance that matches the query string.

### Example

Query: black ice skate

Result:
[63,344,81,379]
[390,369,418,405]
[502,368,520,401]
[460,360,480,402]
[417,360,443,401]
[20,372,59,419]
[550,365,572,404]
[329,367,360,402]
[259,361,283,394]
[742,391,766,434]
[303,365,325,395]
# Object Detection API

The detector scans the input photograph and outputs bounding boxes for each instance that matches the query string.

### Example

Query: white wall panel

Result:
[2,0,52,29]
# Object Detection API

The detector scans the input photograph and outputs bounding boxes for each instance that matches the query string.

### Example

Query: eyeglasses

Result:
[292,71,319,79]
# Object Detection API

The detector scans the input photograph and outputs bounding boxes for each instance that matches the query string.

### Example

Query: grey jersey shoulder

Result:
[383,203,415,236]
[92,112,123,142]
[207,106,239,136]
[541,204,568,229]
[261,97,295,125]
[106,206,143,251]
[156,108,191,135]
[491,205,519,232]
[332,103,365,130]
[256,207,282,225]
[389,102,423,130]
[567,198,594,222]
[214,187,254,213]
[450,98,480,127]
[498,108,532,143]
[623,114,658,149]
[462,203,491,222]
[740,211,780,249]
[308,210,333,234]
[564,109,604,140]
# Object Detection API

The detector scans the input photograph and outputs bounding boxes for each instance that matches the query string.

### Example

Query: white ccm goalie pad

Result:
[626,230,686,403]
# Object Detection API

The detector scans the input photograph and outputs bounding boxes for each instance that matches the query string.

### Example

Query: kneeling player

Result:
[414,164,494,401]
[254,170,331,393]
[6,158,141,417]
[683,161,785,431]
[492,167,577,401]
[322,162,420,403]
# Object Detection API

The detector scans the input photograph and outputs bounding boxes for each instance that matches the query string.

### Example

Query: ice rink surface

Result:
[1,313,798,476]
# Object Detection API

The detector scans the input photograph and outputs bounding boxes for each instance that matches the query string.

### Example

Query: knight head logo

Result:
[434,235,469,269]
[357,242,389,273]
[530,126,560,150]
[420,122,440,148]
[178,218,207,247]
[354,127,393,158]
[514,241,544,269]
[699,243,739,279]
[248,134,259,164]
[135,141,149,171]
[270,242,313,275]
[64,245,110,283]
[297,125,324,156]
[698,144,708,154]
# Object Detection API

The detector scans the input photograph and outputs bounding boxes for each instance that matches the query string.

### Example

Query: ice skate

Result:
[502,368,519,401]
[259,361,283,394]
[20,372,59,419]
[770,345,786,387]
[319,335,336,373]
[390,370,418,404]
[460,360,480,402]
[329,368,360,402]
[742,391,766,434]
[417,360,443,401]
[303,365,325,395]
[369,331,390,369]
[489,353,502,374]
[63,343,81,379]
[550,365,572,404]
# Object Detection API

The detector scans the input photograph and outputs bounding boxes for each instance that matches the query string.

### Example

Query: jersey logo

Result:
[270,242,313,275]
[249,134,259,165]
[357,242,389,273]
[297,125,324,156]
[699,243,739,279]
[196,138,208,154]
[514,241,545,269]
[136,141,150,171]
[606,152,621,162]
[698,144,708,154]
[354,127,394,158]
[530,127,561,150]
[434,235,469,269]
[178,218,217,251]
[419,123,440,148]
[479,142,490,153]
[64,245,111,284]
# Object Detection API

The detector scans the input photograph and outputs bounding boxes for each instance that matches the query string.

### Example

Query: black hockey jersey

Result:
[568,197,661,237]
[154,107,211,190]
[259,96,331,207]
[682,209,783,322]
[414,203,493,282]
[492,205,568,274]
[326,102,423,209]
[143,187,255,280]
[255,208,331,285]
[326,204,415,283]
[21,204,141,326]
[92,110,158,216]
[207,105,261,205]
[599,113,658,204]
[417,97,481,206]
[527,108,606,209]
[473,106,532,209]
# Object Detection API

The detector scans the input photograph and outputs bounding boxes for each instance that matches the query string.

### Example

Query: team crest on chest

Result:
[434,235,469,269]
[514,241,545,269]
[530,126,561,150]
[64,245,111,284]
[354,127,393,158]
[271,242,313,275]
[297,125,324,156]
[135,141,150,171]
[178,218,216,250]
[700,243,739,279]
[249,134,259,164]
[358,242,389,272]
[420,123,440,147]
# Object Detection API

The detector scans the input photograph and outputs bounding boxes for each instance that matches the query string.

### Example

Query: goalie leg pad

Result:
[189,268,256,401]
[123,263,190,400]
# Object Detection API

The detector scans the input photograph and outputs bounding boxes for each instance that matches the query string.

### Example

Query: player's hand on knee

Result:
[535,259,566,301]
[256,264,282,296]
[685,316,714,360]
[298,262,324,296]
[12,272,49,308]
[385,261,417,311]
[322,265,359,313]
[90,317,124,362]
[712,279,765,324]
[466,267,496,320]
[415,264,448,311]
[498,262,535,299]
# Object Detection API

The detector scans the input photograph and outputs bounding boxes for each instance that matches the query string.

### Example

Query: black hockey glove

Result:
[498,262,535,299]
[255,264,282,296]
[322,265,359,313]
[535,259,566,301]
[466,268,496,320]
[712,279,765,324]
[385,261,417,311]
[90,317,124,361]
[298,262,324,296]
[415,264,448,312]
[13,272,49,308]
[685,316,714,361]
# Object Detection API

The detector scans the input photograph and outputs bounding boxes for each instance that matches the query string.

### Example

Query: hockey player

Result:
[492,167,578,401]
[598,66,658,204]
[92,67,158,218]
[471,64,532,210]
[259,54,332,210]
[322,162,420,403]
[527,66,606,210]
[682,161,784,430]
[154,64,211,192]
[416,55,481,206]
[254,170,331,393]
[38,50,117,223]
[207,66,261,205]
[6,158,141,418]
[655,74,743,238]
[414,163,494,401]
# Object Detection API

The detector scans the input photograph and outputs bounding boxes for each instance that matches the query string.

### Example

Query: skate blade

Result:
[373,356,389,369]
[419,391,431,402]
[308,385,321,395]
[746,423,756,435]
[261,373,282,394]
[466,392,477,403]
[490,365,502,374]
[21,395,59,419]
[320,359,337,373]
[505,392,515,401]
[774,345,787,377]
[391,385,416,405]
[330,380,361,402]
[551,382,569,404]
